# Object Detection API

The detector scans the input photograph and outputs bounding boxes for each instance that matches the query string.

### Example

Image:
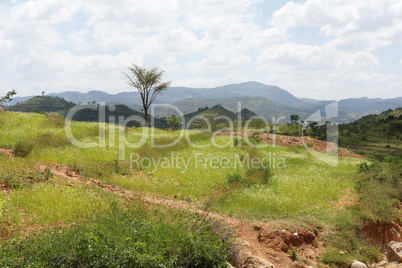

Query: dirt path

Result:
[2,148,326,267]
[37,162,328,267]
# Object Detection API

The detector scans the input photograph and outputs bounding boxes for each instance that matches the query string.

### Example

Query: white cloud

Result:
[0,0,401,99]
[257,42,379,72]
[269,0,402,51]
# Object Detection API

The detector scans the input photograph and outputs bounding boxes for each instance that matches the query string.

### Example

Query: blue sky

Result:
[0,0,401,100]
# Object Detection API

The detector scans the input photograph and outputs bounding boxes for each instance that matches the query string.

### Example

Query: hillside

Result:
[8,96,75,113]
[354,107,402,124]
[7,96,166,128]
[170,96,305,123]
[184,105,237,121]
[71,104,167,128]
[0,112,400,267]
[238,108,257,119]
[339,107,402,158]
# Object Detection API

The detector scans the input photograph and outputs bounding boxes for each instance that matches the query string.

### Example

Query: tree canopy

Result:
[124,64,171,126]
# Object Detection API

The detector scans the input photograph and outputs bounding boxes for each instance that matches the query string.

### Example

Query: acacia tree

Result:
[0,90,17,111]
[124,64,171,127]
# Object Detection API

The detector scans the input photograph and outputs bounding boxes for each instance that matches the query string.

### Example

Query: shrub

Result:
[233,137,243,147]
[13,140,34,157]
[226,172,243,184]
[248,132,261,145]
[357,161,380,173]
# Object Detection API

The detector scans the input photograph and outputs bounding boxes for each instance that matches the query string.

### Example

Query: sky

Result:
[0,0,401,100]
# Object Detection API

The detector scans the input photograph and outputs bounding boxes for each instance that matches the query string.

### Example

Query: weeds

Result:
[0,201,230,267]
[13,140,34,157]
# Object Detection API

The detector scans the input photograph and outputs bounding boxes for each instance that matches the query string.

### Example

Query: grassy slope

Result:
[339,107,402,158]
[8,96,75,113]
[0,112,360,217]
[2,111,399,267]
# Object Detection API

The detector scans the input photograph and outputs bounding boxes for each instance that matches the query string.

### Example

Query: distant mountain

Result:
[8,96,75,113]
[5,82,401,123]
[7,82,304,107]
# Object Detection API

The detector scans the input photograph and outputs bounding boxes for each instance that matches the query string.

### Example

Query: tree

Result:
[0,90,17,111]
[124,64,171,127]
[167,114,181,131]
[290,114,299,125]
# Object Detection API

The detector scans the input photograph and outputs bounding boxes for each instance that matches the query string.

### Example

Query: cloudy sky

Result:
[0,0,401,100]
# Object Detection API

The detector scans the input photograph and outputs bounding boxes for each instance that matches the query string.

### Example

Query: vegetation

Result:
[0,110,400,267]
[8,95,75,114]
[124,64,171,126]
[0,90,17,106]
[0,202,230,267]
[339,107,402,158]
[167,114,182,131]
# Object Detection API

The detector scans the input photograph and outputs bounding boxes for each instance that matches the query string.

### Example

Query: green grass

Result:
[1,111,398,267]
[1,184,119,228]
[0,201,230,267]
[0,112,362,218]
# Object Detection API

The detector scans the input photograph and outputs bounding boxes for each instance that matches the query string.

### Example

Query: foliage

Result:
[338,107,402,158]
[167,114,181,131]
[13,140,34,157]
[226,172,243,184]
[0,90,17,105]
[0,204,230,267]
[290,114,299,125]
[248,131,261,144]
[124,64,171,125]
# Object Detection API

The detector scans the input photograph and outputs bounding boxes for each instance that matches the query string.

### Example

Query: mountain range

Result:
[6,82,402,123]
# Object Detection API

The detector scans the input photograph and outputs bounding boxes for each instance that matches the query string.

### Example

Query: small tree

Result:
[290,114,299,125]
[0,90,17,112]
[167,114,181,131]
[124,64,171,127]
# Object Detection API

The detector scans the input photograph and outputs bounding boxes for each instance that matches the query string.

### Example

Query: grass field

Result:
[0,111,400,267]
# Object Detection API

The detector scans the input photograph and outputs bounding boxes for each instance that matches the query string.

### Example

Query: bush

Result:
[357,161,380,173]
[226,172,243,184]
[248,132,261,145]
[233,137,243,147]
[13,140,34,157]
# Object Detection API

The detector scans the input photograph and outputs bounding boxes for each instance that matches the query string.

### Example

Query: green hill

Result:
[238,108,257,120]
[184,105,237,121]
[354,107,402,124]
[7,96,167,128]
[70,104,167,128]
[172,97,304,123]
[339,107,402,158]
[9,96,75,113]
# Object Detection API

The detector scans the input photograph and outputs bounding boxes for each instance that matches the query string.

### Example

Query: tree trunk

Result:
[144,108,148,127]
